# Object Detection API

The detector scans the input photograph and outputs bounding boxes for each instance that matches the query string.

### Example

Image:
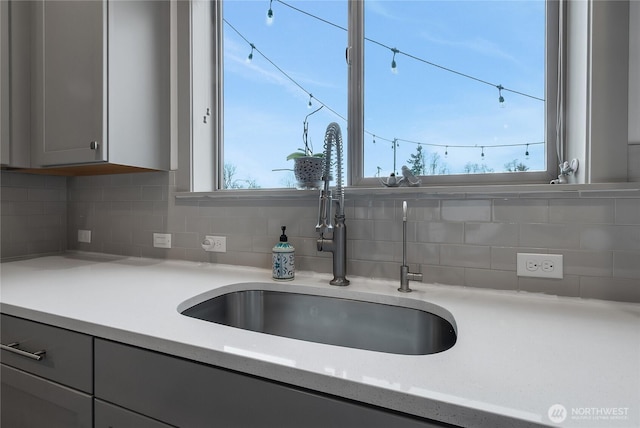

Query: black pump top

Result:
[280,226,288,242]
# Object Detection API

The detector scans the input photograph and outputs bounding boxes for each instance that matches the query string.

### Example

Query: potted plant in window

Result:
[287,106,325,189]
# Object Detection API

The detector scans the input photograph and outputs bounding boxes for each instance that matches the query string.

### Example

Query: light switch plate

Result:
[78,229,92,243]
[153,233,172,249]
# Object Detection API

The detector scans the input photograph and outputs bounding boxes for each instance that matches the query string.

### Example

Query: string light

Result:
[525,144,530,159]
[247,43,255,63]
[266,0,274,25]
[391,48,399,74]
[497,85,505,106]
[481,146,485,159]
[274,0,544,103]
[445,146,448,158]
[308,93,313,108]
[225,18,544,169]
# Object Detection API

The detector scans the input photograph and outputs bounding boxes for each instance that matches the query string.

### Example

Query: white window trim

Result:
[178,0,638,195]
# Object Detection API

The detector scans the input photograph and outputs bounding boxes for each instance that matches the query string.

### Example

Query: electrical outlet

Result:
[517,253,563,279]
[78,229,91,243]
[153,233,172,249]
[203,235,226,253]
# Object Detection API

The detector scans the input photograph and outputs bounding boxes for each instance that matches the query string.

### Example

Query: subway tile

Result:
[1,187,29,202]
[615,199,640,224]
[421,265,465,287]
[441,200,491,222]
[173,232,199,249]
[558,250,613,277]
[493,199,548,223]
[464,268,517,290]
[373,219,404,242]
[440,244,491,269]
[103,186,141,202]
[348,259,398,281]
[351,240,395,262]
[0,201,44,216]
[549,199,615,223]
[28,187,64,202]
[465,222,519,246]
[580,277,640,303]
[6,172,46,188]
[580,225,640,251]
[416,221,464,244]
[520,223,581,249]
[518,275,581,297]
[141,186,165,201]
[346,219,373,240]
[613,251,640,279]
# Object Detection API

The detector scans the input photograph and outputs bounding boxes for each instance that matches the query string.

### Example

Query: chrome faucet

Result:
[399,201,422,292]
[316,123,349,286]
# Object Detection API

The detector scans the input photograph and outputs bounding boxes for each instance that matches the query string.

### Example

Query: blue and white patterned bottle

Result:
[272,226,295,281]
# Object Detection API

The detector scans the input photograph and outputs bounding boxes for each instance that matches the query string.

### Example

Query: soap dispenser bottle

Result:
[272,226,295,281]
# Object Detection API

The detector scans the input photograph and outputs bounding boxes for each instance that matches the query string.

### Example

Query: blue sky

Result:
[223,0,545,188]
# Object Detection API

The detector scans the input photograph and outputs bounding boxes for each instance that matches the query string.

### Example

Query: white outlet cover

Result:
[153,233,172,249]
[517,253,563,279]
[78,229,92,243]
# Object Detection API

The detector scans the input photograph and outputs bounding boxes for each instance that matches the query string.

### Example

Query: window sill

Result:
[175,182,640,202]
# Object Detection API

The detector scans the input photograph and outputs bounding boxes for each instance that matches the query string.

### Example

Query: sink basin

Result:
[180,286,456,355]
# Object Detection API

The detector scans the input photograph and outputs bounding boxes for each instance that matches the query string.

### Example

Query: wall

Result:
[59,170,640,303]
[629,0,640,180]
[0,171,67,259]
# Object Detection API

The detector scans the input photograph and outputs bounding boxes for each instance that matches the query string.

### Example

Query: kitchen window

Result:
[192,0,559,191]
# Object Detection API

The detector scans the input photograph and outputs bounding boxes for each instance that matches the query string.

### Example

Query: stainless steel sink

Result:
[180,288,456,355]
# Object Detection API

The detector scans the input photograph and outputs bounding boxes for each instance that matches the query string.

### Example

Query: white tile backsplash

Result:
[2,170,640,303]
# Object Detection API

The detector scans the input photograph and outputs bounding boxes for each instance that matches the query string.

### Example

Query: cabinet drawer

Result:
[0,314,93,393]
[95,339,445,428]
[95,400,175,428]
[1,364,92,428]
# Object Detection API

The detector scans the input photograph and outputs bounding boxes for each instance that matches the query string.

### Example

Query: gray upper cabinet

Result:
[1,1,31,168]
[31,0,171,171]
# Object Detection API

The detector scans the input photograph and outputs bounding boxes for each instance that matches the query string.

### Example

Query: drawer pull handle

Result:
[1,342,46,361]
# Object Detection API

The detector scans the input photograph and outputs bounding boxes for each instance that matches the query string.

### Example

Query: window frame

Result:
[193,0,561,192]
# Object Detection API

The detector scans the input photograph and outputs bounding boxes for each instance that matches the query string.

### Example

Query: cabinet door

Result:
[95,400,174,428]
[1,364,92,428]
[95,339,448,428]
[32,0,106,166]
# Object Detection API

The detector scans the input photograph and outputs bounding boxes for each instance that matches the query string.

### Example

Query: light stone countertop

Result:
[1,252,639,428]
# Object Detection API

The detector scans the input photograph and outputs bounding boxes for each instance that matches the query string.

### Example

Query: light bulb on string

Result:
[444,146,448,158]
[246,44,255,63]
[390,48,399,74]
[481,146,485,159]
[307,94,313,108]
[497,85,506,108]
[266,0,274,25]
[372,135,376,144]
[525,144,530,159]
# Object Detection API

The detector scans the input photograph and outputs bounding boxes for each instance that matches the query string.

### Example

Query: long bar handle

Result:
[1,342,46,361]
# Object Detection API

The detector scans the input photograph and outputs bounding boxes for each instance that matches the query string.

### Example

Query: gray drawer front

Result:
[95,400,175,428]
[1,364,93,428]
[0,314,93,393]
[95,339,446,428]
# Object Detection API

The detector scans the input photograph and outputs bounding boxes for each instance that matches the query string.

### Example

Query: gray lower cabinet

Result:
[95,399,175,428]
[0,314,93,428]
[1,365,93,428]
[95,339,451,428]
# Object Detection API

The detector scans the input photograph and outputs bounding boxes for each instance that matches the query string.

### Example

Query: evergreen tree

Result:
[407,145,426,175]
